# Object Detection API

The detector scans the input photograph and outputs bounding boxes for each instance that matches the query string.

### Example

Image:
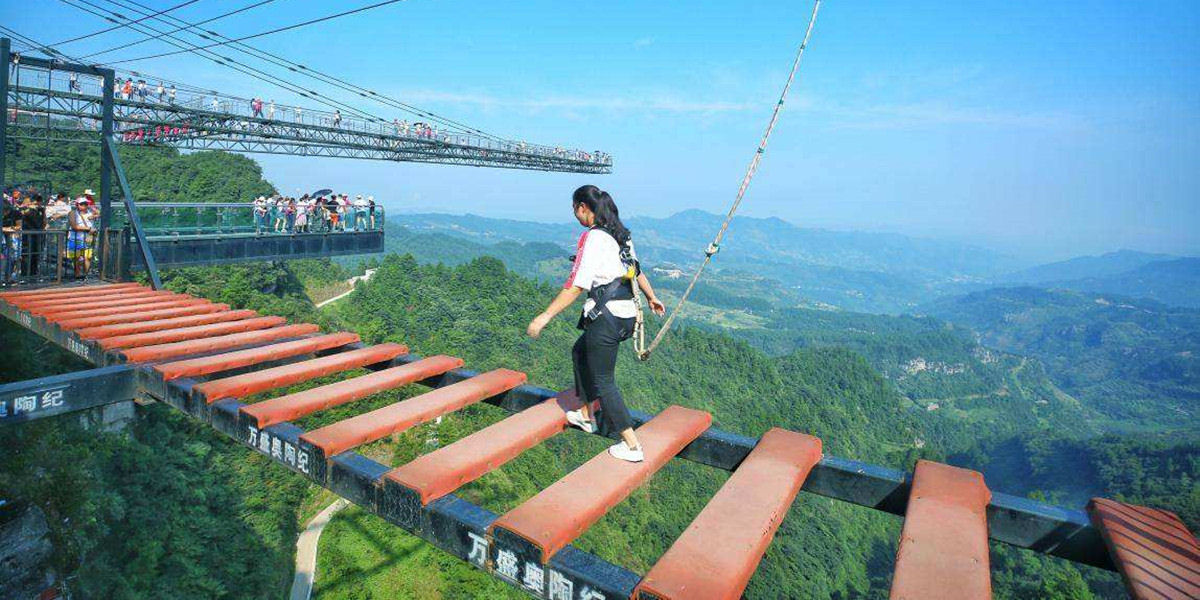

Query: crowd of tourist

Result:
[2,188,98,283]
[253,193,378,234]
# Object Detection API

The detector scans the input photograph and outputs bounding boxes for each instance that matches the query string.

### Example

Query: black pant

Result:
[572,311,636,435]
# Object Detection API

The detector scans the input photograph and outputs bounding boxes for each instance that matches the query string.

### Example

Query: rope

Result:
[635,0,821,361]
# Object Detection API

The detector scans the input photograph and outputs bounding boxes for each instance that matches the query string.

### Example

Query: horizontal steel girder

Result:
[0,364,138,425]
[8,85,611,174]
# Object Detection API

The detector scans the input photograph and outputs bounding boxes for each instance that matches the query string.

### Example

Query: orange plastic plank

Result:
[0,282,143,300]
[75,309,259,340]
[29,292,188,317]
[242,355,464,428]
[635,428,822,600]
[385,392,585,505]
[890,460,993,600]
[97,316,287,350]
[121,323,321,363]
[1088,498,1200,600]
[17,289,172,311]
[489,405,713,563]
[193,343,408,403]
[154,332,360,381]
[44,297,212,323]
[57,303,230,330]
[301,368,527,457]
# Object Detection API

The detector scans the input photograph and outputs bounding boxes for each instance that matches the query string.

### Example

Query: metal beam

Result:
[1,38,9,195]
[128,231,384,269]
[102,137,161,289]
[0,292,1119,573]
[0,364,137,425]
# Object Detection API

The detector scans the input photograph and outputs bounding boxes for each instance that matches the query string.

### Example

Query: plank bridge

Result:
[2,282,1196,600]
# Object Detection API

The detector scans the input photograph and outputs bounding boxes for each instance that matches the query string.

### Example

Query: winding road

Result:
[289,499,349,600]
[315,269,377,309]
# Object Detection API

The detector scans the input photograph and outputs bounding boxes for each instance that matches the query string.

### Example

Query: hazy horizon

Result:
[4,0,1197,263]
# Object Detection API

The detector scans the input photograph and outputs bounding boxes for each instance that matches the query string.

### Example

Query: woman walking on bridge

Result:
[526,185,666,462]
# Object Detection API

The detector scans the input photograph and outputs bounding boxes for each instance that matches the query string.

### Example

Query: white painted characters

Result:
[467,532,489,567]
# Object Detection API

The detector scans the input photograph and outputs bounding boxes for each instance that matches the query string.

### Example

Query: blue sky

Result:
[4,0,1198,261]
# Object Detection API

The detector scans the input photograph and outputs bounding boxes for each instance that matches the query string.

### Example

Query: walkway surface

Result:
[315,269,377,309]
[290,499,349,600]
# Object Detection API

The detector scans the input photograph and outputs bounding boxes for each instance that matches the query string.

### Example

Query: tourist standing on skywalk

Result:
[526,185,667,463]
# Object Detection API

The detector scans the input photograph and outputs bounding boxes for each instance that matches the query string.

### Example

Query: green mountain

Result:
[6,139,275,203]
[1044,258,1200,309]
[4,141,1194,598]
[923,287,1200,433]
[1000,249,1175,284]
[393,210,1023,313]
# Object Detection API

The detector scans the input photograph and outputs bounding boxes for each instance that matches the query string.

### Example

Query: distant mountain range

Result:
[394,210,1023,313]
[393,212,1199,311]
[1001,251,1200,309]
[1000,249,1175,283]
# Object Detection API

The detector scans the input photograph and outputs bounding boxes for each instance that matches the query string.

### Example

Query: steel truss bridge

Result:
[2,282,1196,600]
[1,39,610,286]
[5,51,611,173]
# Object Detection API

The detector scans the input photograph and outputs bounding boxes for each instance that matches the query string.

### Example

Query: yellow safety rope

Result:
[635,0,822,361]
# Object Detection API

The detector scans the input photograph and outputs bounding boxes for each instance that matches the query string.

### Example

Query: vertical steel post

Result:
[99,67,114,236]
[0,38,10,193]
[103,137,161,289]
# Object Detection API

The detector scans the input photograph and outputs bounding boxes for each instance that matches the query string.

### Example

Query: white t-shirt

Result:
[564,228,638,319]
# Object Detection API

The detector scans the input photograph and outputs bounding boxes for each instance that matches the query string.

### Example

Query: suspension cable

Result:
[103,0,506,140]
[59,0,391,124]
[77,0,277,60]
[49,0,203,47]
[103,0,407,65]
[636,0,822,361]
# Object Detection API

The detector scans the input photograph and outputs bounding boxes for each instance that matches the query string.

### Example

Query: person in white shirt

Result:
[526,185,666,463]
[253,196,269,234]
[353,195,369,231]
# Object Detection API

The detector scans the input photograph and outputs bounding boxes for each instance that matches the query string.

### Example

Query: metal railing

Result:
[110,202,386,237]
[12,64,612,168]
[0,230,91,287]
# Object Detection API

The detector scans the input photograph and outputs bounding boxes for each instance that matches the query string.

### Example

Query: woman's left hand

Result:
[648,297,667,316]
[526,313,552,338]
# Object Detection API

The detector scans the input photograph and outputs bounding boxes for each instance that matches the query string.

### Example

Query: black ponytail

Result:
[573,184,631,245]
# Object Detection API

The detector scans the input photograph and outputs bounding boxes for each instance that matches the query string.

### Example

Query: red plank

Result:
[121,323,321,363]
[1088,498,1200,600]
[890,460,992,600]
[385,391,586,505]
[489,405,713,563]
[635,428,822,600]
[44,297,212,323]
[75,309,259,340]
[0,282,143,300]
[56,303,231,330]
[17,289,173,311]
[154,332,361,381]
[301,369,527,457]
[97,316,287,350]
[241,355,464,428]
[193,343,408,403]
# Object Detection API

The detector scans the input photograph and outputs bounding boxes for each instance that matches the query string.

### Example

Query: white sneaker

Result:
[565,410,596,434]
[608,441,644,463]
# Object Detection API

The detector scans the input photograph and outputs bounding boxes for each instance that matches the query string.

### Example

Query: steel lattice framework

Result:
[5,55,611,174]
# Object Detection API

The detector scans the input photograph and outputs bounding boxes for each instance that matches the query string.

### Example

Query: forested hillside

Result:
[925,287,1200,433]
[3,140,1195,598]
[6,256,1198,598]
[5,138,275,203]
[394,211,1019,313]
